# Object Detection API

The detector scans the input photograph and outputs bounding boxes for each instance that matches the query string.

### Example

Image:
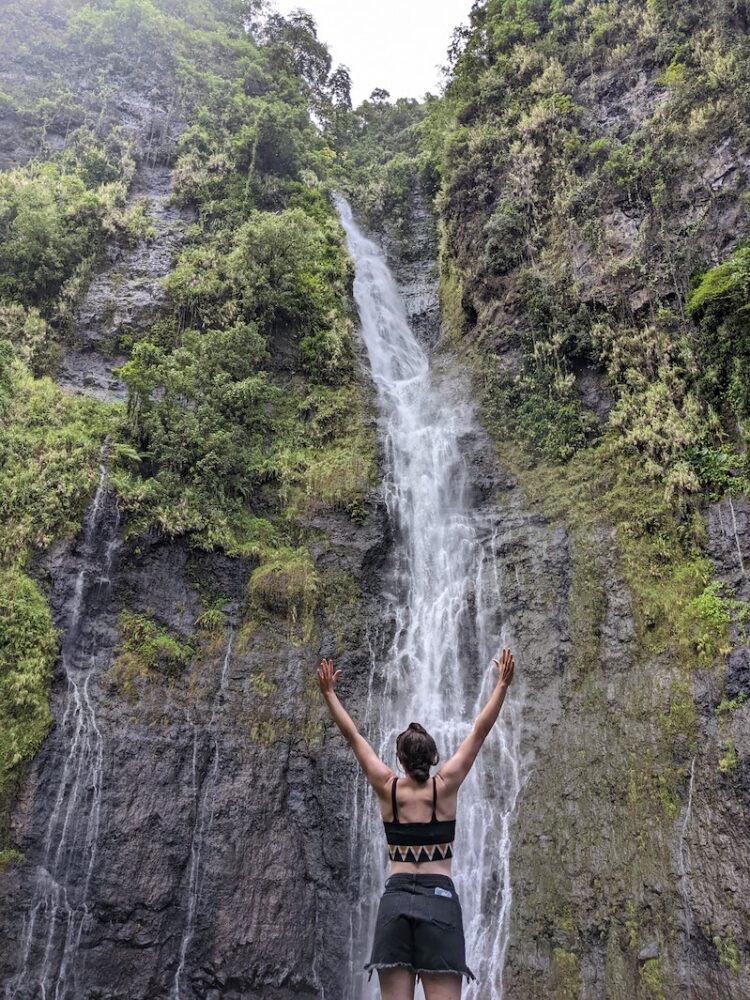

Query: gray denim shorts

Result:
[364,873,476,983]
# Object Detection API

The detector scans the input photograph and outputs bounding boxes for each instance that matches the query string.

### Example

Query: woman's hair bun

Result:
[396,722,439,784]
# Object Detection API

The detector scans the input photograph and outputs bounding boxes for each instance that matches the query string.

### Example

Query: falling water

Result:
[172,632,234,1000]
[9,442,120,1000]
[335,198,524,999]
[678,756,697,999]
[727,498,746,579]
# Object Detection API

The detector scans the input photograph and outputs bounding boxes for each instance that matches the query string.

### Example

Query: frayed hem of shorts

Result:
[364,961,477,983]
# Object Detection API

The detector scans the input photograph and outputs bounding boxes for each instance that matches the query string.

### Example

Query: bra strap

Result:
[431,776,437,822]
[391,776,400,824]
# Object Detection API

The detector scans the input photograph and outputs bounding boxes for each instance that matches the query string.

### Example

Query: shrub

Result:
[0,162,112,311]
[0,358,116,564]
[482,198,529,274]
[0,569,57,822]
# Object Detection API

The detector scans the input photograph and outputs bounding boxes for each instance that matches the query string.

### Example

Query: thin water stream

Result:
[678,756,697,999]
[9,444,120,1000]
[336,198,524,999]
[172,632,234,1000]
[727,498,746,579]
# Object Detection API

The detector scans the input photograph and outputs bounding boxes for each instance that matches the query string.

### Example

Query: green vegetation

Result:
[682,580,735,665]
[713,928,741,975]
[247,546,319,638]
[716,691,748,716]
[0,359,118,565]
[718,739,738,777]
[0,160,122,313]
[0,848,24,873]
[0,4,377,531]
[551,947,581,999]
[689,243,750,427]
[194,603,228,639]
[0,0,377,848]
[0,569,58,837]
[639,958,666,1000]
[0,353,115,845]
[248,671,276,698]
[337,94,435,242]
[96,3,379,576]
[108,610,196,699]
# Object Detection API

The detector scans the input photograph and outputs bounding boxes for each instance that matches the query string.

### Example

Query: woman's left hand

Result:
[493,648,515,688]
[317,657,341,695]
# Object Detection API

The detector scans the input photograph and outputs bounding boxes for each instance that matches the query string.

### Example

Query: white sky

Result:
[279,1,475,106]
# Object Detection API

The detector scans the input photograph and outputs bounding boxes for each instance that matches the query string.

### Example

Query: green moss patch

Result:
[108,611,195,700]
[0,569,58,844]
[247,547,319,637]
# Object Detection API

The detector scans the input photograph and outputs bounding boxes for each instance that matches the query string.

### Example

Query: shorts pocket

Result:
[421,893,460,930]
[431,907,458,930]
[376,890,407,928]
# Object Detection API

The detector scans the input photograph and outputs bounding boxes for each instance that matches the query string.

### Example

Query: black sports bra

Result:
[383,776,456,864]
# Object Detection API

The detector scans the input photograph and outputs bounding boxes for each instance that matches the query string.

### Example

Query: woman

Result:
[317,648,515,1000]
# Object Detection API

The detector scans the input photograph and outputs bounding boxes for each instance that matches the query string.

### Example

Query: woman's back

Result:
[317,649,515,998]
[384,773,458,823]
[380,774,458,875]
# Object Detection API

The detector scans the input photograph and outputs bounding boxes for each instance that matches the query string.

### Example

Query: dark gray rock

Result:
[638,941,659,962]
[708,496,750,600]
[364,183,441,352]
[58,164,194,402]
[0,492,386,999]
[0,47,380,1000]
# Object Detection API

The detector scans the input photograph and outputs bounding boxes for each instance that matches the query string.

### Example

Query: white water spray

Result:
[336,199,524,999]
[9,443,120,1000]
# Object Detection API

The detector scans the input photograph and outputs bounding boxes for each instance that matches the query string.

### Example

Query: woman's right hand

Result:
[494,648,515,687]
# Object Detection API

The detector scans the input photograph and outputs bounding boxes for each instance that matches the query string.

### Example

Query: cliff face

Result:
[1,492,386,999]
[500,503,750,1000]
[0,149,385,998]
[0,4,384,997]
[4,2,750,998]
[417,1,750,995]
[359,29,750,976]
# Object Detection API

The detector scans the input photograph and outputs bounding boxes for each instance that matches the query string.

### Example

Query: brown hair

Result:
[396,722,439,784]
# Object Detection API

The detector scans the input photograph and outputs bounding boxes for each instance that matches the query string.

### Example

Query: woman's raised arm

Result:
[317,658,394,794]
[438,648,515,792]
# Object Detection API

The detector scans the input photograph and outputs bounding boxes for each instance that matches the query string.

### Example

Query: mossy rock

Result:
[247,547,319,621]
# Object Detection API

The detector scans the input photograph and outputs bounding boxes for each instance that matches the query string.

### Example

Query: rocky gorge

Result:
[1,1,750,998]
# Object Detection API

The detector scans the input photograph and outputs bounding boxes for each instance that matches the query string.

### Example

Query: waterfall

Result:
[172,631,234,1000]
[335,198,524,999]
[678,756,697,998]
[8,442,120,1000]
[727,497,746,580]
